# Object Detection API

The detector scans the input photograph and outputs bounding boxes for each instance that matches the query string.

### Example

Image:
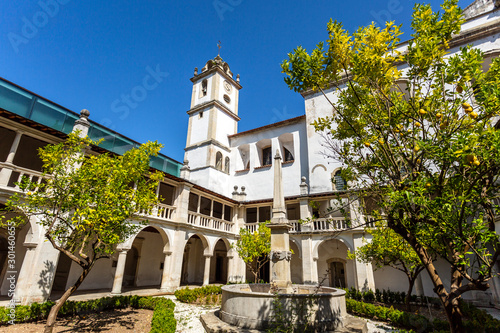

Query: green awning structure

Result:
[0,78,182,177]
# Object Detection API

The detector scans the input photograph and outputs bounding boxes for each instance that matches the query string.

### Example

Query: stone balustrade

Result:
[187,212,234,233]
[0,162,46,191]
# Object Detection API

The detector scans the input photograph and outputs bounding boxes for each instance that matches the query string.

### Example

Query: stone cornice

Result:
[184,138,231,153]
[190,66,242,90]
[187,100,241,121]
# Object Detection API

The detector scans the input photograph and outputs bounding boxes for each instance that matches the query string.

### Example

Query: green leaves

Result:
[282,1,500,327]
[233,222,271,282]
[5,132,163,263]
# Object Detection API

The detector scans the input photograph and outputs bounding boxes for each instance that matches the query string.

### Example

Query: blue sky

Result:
[1,0,474,162]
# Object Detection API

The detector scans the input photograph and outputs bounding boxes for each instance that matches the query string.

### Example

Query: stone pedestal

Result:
[268,223,293,293]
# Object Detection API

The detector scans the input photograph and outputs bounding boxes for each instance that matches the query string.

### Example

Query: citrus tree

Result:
[281,1,500,332]
[233,222,271,283]
[3,132,163,333]
[349,224,425,311]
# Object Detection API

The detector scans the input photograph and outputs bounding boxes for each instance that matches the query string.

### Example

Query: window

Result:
[188,193,199,212]
[201,79,207,96]
[262,146,272,166]
[213,201,223,219]
[279,133,294,163]
[158,183,175,205]
[0,126,16,162]
[259,206,271,222]
[284,147,294,162]
[224,157,230,173]
[246,207,257,223]
[215,152,223,171]
[224,205,232,221]
[223,94,231,103]
[286,203,300,220]
[334,170,346,191]
[200,197,211,216]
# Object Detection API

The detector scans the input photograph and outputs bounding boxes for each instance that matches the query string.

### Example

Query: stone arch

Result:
[289,237,302,258]
[210,238,230,284]
[289,239,303,284]
[315,238,354,289]
[311,164,327,173]
[0,209,32,296]
[121,226,170,289]
[215,151,223,171]
[313,236,353,259]
[181,233,210,285]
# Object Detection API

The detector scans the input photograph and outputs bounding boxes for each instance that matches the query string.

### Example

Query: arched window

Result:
[215,152,223,171]
[334,170,346,191]
[201,79,208,96]
[262,146,272,166]
[224,157,230,173]
[284,147,294,162]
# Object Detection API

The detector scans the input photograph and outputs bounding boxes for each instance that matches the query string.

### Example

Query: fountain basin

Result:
[220,284,346,330]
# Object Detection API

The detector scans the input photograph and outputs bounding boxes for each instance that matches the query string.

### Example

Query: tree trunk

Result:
[44,265,92,333]
[405,277,415,312]
[444,297,464,333]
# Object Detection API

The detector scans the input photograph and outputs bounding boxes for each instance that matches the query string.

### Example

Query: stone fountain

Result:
[207,150,348,331]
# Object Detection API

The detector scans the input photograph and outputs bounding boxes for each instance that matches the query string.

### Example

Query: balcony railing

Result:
[187,212,234,233]
[139,203,176,221]
[244,217,358,233]
[0,162,46,191]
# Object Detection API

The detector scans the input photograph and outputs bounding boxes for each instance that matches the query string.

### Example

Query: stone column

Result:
[111,249,129,295]
[352,233,375,291]
[301,235,317,284]
[160,251,172,292]
[299,177,312,232]
[162,229,187,291]
[312,257,319,284]
[349,196,365,228]
[0,131,22,186]
[268,150,293,293]
[203,255,212,285]
[14,240,60,305]
[226,254,234,283]
[174,183,193,222]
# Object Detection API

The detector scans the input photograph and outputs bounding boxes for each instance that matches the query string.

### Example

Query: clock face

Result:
[223,80,232,93]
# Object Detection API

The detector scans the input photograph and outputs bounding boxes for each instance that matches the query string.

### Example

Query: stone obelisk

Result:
[268,150,293,293]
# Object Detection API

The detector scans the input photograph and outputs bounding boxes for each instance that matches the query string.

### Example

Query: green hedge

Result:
[0,295,176,333]
[346,296,500,333]
[174,285,222,304]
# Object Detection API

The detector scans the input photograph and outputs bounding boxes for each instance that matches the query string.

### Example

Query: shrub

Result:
[0,295,176,333]
[174,285,222,305]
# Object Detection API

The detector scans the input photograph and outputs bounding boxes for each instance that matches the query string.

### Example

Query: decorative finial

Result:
[194,67,198,76]
[217,40,221,56]
[241,186,246,193]
[80,109,90,119]
[236,74,240,82]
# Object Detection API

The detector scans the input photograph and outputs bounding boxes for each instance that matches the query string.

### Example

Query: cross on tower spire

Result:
[217,40,221,56]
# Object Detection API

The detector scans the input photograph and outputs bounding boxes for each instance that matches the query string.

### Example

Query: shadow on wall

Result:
[38,260,55,300]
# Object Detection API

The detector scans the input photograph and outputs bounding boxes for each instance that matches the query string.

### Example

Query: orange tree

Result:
[233,222,271,283]
[2,132,163,333]
[349,223,425,311]
[281,1,500,332]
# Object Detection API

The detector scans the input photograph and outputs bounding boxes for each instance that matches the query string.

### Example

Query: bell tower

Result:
[184,56,242,193]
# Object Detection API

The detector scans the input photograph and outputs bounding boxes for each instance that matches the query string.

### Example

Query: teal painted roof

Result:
[0,77,182,177]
